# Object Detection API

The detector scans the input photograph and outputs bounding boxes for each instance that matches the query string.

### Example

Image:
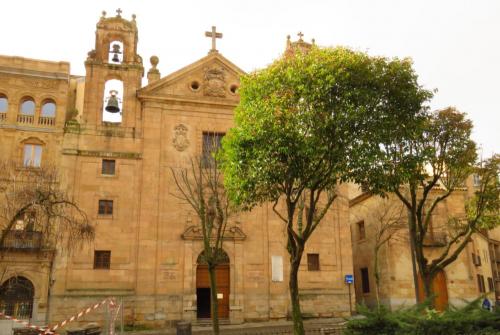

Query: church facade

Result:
[0,11,354,328]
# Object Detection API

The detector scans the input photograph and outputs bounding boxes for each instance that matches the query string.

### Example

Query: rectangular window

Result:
[357,221,366,240]
[101,159,116,175]
[202,132,224,167]
[488,277,494,292]
[23,144,42,167]
[477,274,485,293]
[98,200,113,215]
[307,253,320,271]
[94,250,111,269]
[473,174,481,187]
[361,267,370,293]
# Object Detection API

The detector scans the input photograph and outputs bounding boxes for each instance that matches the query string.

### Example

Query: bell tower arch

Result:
[82,9,144,127]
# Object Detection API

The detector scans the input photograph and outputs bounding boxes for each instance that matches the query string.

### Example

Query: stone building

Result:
[349,182,499,311]
[0,11,354,328]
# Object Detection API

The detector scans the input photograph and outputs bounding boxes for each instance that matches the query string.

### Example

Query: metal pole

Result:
[348,283,352,315]
[120,297,124,335]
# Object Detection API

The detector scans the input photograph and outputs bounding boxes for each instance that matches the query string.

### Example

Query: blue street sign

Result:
[345,274,354,284]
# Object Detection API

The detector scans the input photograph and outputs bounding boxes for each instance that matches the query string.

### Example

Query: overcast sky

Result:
[1,0,498,156]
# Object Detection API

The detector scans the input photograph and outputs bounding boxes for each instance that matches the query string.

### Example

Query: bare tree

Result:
[0,160,94,320]
[170,139,235,335]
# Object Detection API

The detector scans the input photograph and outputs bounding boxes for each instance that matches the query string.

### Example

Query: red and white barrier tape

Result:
[0,312,54,334]
[44,297,116,334]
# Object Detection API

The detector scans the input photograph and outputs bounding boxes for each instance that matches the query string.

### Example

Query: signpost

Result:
[345,274,354,315]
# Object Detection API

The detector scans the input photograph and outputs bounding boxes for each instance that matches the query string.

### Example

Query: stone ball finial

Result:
[101,10,107,18]
[132,14,137,21]
[150,56,159,68]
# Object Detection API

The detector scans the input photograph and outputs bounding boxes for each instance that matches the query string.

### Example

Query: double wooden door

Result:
[196,264,230,319]
[417,270,449,311]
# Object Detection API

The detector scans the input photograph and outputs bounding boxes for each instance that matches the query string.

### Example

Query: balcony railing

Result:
[17,114,34,124]
[423,232,448,247]
[0,230,42,250]
[38,116,55,126]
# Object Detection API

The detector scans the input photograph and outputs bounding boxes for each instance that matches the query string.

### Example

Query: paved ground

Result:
[124,318,346,335]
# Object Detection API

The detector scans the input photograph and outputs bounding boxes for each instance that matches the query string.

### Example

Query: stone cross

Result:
[297,32,304,40]
[205,26,223,53]
[116,8,122,17]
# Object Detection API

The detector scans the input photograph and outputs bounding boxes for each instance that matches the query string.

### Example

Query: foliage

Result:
[359,106,499,301]
[222,45,432,334]
[345,300,500,335]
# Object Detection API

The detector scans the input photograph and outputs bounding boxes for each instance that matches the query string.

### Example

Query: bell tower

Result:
[82,9,144,127]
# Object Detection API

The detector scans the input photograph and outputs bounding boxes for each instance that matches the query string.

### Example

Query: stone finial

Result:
[147,56,161,84]
[116,8,122,17]
[311,38,316,45]
[132,14,137,22]
[286,35,291,49]
[101,11,107,19]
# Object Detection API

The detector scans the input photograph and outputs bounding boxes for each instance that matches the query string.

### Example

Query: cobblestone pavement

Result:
[125,318,346,335]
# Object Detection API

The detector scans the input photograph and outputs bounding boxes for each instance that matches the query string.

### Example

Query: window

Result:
[40,100,56,117]
[473,174,481,187]
[361,267,370,293]
[23,144,42,167]
[488,277,494,292]
[477,274,485,293]
[101,159,116,175]
[0,94,7,113]
[202,132,224,167]
[20,98,35,115]
[357,221,366,240]
[94,250,111,269]
[307,253,320,271]
[98,200,113,215]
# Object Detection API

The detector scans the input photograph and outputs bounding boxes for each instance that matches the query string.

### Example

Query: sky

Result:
[1,0,498,156]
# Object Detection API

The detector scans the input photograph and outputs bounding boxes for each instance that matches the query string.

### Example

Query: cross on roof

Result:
[205,26,223,53]
[297,32,304,40]
[116,8,122,17]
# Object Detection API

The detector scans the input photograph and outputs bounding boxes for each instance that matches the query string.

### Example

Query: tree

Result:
[353,197,406,308]
[222,46,431,334]
[170,141,235,335]
[362,107,500,305]
[0,160,94,320]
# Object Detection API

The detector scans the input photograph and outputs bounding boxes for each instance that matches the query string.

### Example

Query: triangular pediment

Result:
[138,52,245,103]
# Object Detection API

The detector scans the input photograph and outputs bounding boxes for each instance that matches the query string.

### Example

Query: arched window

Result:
[0,94,8,113]
[0,276,34,319]
[103,80,123,123]
[19,97,35,115]
[108,41,124,64]
[40,100,56,117]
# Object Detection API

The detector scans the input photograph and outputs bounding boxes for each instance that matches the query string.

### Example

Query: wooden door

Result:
[417,270,448,311]
[196,264,230,319]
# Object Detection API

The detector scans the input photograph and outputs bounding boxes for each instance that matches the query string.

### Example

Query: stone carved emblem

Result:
[22,79,58,89]
[172,124,190,151]
[203,66,226,98]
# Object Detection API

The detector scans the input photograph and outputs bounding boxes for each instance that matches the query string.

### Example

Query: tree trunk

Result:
[208,264,220,335]
[289,248,305,335]
[421,272,435,309]
[374,246,381,309]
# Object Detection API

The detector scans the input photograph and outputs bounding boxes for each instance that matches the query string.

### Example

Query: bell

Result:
[105,90,120,113]
[111,53,120,63]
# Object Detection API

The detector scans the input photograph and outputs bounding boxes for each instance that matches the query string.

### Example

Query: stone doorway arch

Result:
[196,249,230,319]
[0,276,35,319]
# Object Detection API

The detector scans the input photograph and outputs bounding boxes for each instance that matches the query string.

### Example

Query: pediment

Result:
[181,225,246,241]
[138,52,245,103]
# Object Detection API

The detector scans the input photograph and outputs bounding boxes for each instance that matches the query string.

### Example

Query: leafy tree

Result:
[170,142,235,335]
[222,46,431,334]
[362,107,500,305]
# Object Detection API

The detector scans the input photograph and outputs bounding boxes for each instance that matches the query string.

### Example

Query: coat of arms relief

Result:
[172,124,190,151]
[203,66,226,98]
